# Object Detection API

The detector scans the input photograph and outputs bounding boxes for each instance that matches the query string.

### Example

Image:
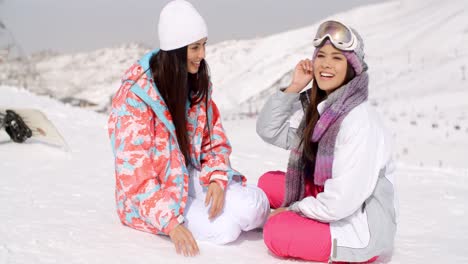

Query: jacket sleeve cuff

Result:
[276,89,301,102]
[288,202,301,212]
[210,177,227,190]
[162,214,185,235]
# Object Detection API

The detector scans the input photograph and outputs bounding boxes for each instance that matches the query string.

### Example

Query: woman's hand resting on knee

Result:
[205,181,225,220]
[169,224,200,257]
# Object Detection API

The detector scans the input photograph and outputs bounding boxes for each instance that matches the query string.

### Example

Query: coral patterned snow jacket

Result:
[108,49,245,235]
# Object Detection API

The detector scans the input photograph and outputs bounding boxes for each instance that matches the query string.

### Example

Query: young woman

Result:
[108,0,269,257]
[256,20,397,263]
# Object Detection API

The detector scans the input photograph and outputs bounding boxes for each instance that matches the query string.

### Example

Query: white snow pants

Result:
[183,169,269,244]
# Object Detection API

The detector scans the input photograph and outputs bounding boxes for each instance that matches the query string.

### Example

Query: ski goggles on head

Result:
[313,20,358,51]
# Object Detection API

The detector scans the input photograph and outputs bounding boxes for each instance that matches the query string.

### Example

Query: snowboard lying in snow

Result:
[0,108,68,148]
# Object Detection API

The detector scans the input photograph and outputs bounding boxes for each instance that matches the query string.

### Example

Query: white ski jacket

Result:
[256,90,397,262]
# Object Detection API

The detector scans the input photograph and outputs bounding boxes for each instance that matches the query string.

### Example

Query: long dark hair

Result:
[149,46,210,165]
[300,61,356,179]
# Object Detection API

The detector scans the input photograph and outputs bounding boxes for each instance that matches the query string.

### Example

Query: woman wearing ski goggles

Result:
[257,20,396,263]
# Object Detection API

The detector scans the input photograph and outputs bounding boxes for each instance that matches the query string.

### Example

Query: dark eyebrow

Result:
[317,51,344,56]
[190,41,207,47]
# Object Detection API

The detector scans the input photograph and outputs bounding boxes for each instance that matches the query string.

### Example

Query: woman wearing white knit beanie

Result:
[107,0,270,257]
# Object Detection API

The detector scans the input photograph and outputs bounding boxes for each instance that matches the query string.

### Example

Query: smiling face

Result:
[186,37,207,74]
[313,44,348,94]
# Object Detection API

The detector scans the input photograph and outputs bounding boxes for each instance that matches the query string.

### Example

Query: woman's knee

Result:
[258,171,285,209]
[236,185,270,230]
[257,172,270,190]
[185,201,243,244]
[263,211,331,261]
[258,171,284,191]
[263,212,293,257]
[210,221,242,245]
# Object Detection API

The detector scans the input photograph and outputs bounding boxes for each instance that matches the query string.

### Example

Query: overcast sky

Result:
[0,0,386,55]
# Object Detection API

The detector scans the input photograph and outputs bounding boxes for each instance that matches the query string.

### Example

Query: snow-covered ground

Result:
[1,85,468,263]
[1,0,468,262]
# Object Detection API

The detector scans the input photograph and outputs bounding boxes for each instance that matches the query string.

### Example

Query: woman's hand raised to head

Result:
[169,224,200,257]
[285,59,314,93]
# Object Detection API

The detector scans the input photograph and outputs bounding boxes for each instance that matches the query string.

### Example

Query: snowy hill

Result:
[1,0,467,115]
[208,0,468,114]
[1,85,468,263]
[2,0,467,169]
[0,43,150,110]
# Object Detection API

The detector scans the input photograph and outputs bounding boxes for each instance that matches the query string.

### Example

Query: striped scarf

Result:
[282,72,369,207]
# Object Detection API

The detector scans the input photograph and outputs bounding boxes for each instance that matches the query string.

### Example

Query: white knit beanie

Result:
[158,0,208,51]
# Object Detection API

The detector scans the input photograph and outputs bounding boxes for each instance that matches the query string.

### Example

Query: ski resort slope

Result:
[1,86,468,263]
[2,0,466,118]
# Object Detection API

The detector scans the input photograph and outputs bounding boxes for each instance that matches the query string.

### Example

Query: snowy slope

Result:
[1,85,468,263]
[208,0,468,112]
[2,0,466,170]
[0,43,149,109]
[1,0,467,115]
[210,0,468,169]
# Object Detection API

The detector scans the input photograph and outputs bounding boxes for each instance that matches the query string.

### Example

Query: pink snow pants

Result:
[258,170,331,262]
[258,171,378,263]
